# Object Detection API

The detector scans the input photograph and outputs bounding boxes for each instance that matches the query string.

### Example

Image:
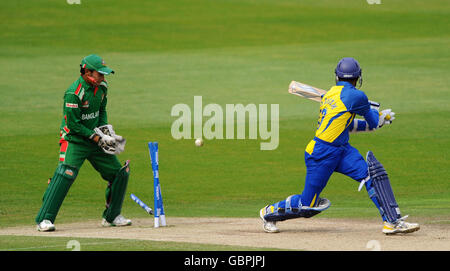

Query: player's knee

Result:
[55,164,79,182]
[102,160,130,182]
[108,160,130,184]
[116,160,130,180]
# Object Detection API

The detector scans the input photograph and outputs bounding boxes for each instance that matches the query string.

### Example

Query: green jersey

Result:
[60,76,108,144]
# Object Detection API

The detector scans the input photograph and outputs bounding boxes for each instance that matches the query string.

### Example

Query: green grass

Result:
[0,235,281,251]
[0,0,449,250]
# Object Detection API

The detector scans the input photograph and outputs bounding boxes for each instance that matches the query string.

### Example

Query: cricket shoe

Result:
[102,214,132,227]
[382,216,420,235]
[259,206,280,233]
[37,219,55,232]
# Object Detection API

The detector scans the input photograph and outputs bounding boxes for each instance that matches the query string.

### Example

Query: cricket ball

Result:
[195,138,204,147]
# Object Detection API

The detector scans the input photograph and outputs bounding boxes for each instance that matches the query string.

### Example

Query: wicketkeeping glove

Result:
[97,124,126,154]
[378,109,395,128]
[91,127,117,155]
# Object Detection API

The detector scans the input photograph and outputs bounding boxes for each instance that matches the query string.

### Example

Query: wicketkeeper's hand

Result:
[378,109,395,128]
[97,124,126,154]
[91,127,117,155]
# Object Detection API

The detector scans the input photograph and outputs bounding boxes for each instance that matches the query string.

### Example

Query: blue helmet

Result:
[335,57,362,87]
[335,57,362,79]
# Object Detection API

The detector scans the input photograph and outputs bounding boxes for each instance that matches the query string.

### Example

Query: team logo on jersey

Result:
[81,111,99,120]
[82,100,89,108]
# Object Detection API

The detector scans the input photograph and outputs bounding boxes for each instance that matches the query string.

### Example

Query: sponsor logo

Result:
[66,103,78,108]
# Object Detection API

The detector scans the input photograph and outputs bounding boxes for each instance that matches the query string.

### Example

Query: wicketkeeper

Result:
[35,54,132,231]
[260,57,420,235]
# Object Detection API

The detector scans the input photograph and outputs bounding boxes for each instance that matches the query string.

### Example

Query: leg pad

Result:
[366,151,401,223]
[264,195,330,222]
[103,160,130,222]
[35,164,78,224]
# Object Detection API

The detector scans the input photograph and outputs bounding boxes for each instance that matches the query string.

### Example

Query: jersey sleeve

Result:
[64,93,95,138]
[363,108,379,130]
[348,118,378,132]
[341,90,371,116]
[98,94,108,127]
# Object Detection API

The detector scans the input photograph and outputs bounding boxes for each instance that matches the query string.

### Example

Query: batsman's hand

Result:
[378,109,395,128]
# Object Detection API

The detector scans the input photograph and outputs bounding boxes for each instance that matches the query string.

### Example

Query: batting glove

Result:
[378,109,395,128]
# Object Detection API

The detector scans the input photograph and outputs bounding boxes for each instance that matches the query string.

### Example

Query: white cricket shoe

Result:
[37,219,55,232]
[102,214,132,227]
[382,216,420,235]
[259,206,280,233]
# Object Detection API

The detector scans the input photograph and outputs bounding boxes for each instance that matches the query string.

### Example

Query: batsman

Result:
[35,54,132,231]
[260,57,420,235]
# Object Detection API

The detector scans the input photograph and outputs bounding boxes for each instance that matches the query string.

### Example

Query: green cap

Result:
[80,54,115,75]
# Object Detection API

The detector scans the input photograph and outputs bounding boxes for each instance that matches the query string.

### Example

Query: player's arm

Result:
[95,84,126,154]
[349,109,396,133]
[98,93,108,127]
[64,94,96,138]
[346,91,379,133]
[363,109,380,130]
[349,118,375,133]
[348,93,396,133]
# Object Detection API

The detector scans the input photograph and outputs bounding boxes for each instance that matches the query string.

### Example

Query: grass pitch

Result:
[0,0,449,250]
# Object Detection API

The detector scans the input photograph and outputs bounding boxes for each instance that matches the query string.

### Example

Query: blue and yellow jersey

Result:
[311,81,371,148]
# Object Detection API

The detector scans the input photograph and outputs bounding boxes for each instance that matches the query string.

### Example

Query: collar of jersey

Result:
[336,81,355,88]
[78,76,95,91]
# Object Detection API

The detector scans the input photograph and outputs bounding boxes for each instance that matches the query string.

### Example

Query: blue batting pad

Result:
[366,151,401,223]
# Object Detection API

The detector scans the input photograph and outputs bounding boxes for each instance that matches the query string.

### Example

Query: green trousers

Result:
[35,139,129,224]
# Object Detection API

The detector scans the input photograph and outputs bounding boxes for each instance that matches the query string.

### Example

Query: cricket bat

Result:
[288,80,389,120]
[288,81,327,102]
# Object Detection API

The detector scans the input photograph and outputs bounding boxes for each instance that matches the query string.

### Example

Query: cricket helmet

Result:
[335,57,361,79]
[335,57,362,87]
